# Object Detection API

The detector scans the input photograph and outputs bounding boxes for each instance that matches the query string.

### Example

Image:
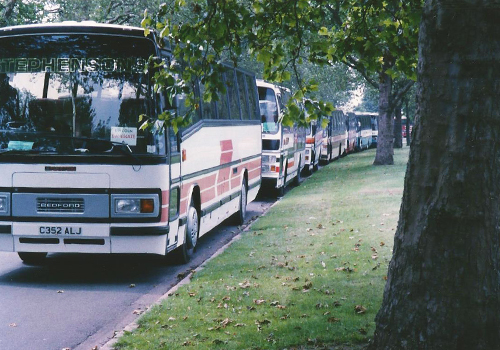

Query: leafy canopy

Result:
[140,0,421,131]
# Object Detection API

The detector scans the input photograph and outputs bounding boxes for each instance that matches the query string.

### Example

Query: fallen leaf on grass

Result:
[355,305,367,314]
[328,317,341,323]
[220,318,232,327]
[302,282,313,290]
[253,299,266,305]
[239,280,251,289]
[255,319,271,326]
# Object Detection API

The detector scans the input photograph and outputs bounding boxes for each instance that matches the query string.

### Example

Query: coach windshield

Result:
[258,86,280,134]
[0,33,165,159]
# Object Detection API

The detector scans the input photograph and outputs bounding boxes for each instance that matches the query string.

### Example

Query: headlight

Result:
[262,164,270,173]
[0,193,9,215]
[111,194,159,217]
[262,155,277,164]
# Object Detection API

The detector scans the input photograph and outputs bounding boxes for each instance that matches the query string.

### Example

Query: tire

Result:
[176,200,199,264]
[277,167,287,197]
[293,157,302,186]
[234,179,248,225]
[313,153,319,172]
[18,252,47,265]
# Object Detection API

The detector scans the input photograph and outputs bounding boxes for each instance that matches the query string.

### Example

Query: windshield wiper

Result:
[109,142,143,170]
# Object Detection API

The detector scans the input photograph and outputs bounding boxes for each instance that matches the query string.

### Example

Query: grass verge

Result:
[114,148,409,350]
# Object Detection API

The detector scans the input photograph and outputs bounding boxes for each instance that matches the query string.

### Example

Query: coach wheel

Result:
[234,179,248,225]
[177,200,199,264]
[18,252,47,265]
[278,166,287,197]
[294,157,302,186]
[313,153,319,172]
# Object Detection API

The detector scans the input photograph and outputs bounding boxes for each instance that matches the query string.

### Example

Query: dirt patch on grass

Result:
[358,188,403,196]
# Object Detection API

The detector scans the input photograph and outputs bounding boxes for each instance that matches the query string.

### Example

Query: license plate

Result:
[39,226,82,235]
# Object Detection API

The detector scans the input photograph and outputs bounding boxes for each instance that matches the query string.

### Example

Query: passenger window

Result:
[246,75,259,120]
[169,186,180,220]
[217,73,230,119]
[237,72,249,120]
[226,69,240,120]
[169,127,179,154]
[199,81,217,119]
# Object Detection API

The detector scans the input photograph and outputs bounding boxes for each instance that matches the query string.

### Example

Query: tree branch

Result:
[391,80,415,109]
[344,56,379,90]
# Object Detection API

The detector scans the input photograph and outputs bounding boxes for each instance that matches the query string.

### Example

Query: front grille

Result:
[37,198,85,213]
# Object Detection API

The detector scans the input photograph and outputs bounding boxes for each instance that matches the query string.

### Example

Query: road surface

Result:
[0,195,276,350]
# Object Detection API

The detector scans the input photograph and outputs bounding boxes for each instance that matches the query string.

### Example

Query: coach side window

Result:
[216,72,230,119]
[199,80,217,119]
[169,186,180,220]
[246,75,259,120]
[226,69,241,120]
[237,71,249,120]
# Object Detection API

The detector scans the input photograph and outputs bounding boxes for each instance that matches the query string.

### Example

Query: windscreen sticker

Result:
[8,141,34,150]
[111,127,137,146]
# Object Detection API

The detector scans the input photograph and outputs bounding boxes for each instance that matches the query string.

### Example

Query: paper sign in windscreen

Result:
[110,127,137,146]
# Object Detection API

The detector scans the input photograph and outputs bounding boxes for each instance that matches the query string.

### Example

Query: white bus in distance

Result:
[320,109,348,163]
[0,22,261,264]
[354,112,375,150]
[257,80,305,196]
[303,120,323,175]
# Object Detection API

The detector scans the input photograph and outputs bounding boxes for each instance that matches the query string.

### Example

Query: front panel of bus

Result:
[259,84,286,188]
[0,27,172,255]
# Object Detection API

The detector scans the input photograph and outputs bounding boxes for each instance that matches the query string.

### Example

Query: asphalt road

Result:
[0,194,277,350]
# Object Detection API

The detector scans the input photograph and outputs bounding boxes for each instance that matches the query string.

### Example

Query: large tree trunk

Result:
[371,1,500,349]
[373,69,394,165]
[393,106,402,148]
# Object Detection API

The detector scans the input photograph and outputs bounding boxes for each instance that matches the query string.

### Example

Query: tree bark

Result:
[373,68,394,165]
[371,1,500,349]
[393,106,402,148]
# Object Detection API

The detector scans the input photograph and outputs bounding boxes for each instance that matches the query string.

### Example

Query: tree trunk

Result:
[373,69,394,165]
[393,106,402,148]
[405,99,411,146]
[371,1,500,349]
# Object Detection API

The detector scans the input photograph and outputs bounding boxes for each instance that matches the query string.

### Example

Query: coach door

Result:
[167,127,181,252]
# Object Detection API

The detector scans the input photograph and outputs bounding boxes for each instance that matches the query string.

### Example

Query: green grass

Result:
[114,148,409,350]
